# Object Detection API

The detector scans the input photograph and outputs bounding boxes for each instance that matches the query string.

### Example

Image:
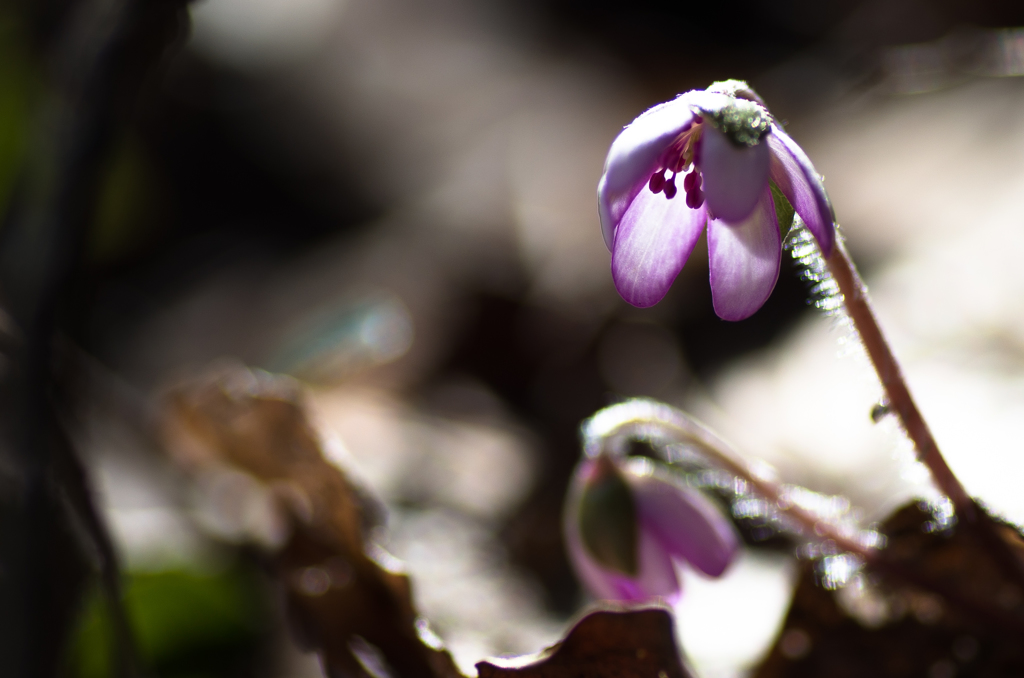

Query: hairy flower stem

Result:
[586,401,1024,636]
[824,241,971,514]
[825,241,1024,594]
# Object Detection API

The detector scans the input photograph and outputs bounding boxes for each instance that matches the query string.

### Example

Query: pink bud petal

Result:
[628,470,740,578]
[564,459,681,602]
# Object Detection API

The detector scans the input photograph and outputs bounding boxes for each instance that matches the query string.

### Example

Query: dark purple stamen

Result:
[685,188,704,209]
[682,168,705,210]
[663,176,677,199]
[683,170,700,192]
[649,169,666,194]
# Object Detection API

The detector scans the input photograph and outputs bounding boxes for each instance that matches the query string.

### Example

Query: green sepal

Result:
[578,456,638,576]
[699,97,771,148]
[770,180,795,240]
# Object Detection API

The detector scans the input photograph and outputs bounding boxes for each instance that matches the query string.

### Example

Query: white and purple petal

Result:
[698,123,771,223]
[567,528,680,603]
[629,470,739,578]
[707,185,781,321]
[611,187,707,308]
[767,123,834,254]
[598,95,697,249]
[564,461,680,602]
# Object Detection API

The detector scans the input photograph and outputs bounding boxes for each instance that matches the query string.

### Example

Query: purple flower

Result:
[598,80,834,320]
[564,455,739,603]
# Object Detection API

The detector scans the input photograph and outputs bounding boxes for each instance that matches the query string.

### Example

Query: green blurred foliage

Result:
[65,565,273,678]
[87,133,165,264]
[0,8,36,217]
[0,6,162,265]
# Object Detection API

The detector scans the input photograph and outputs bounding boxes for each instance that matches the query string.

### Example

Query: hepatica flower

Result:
[598,80,835,320]
[564,454,739,602]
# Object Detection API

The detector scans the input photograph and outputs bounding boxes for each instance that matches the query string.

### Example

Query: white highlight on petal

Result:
[707,186,781,321]
[699,124,771,223]
[611,187,707,308]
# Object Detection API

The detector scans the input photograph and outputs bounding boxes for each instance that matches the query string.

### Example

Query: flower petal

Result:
[598,96,697,249]
[707,185,781,321]
[564,514,628,600]
[629,471,740,578]
[612,188,707,308]
[767,123,834,254]
[699,123,770,223]
[633,527,682,600]
[564,462,680,602]
[571,530,681,603]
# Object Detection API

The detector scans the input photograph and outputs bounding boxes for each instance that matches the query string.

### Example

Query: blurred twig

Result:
[0,0,191,675]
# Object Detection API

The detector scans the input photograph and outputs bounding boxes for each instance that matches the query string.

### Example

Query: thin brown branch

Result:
[0,0,191,674]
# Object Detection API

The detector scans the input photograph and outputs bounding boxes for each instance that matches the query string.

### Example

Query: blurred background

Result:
[4,0,1024,676]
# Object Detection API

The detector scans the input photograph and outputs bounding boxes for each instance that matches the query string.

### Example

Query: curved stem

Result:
[585,400,876,559]
[584,400,1024,636]
[824,241,972,515]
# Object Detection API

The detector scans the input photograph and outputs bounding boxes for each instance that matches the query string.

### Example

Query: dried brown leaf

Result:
[161,365,463,678]
[477,607,693,678]
[754,503,1024,678]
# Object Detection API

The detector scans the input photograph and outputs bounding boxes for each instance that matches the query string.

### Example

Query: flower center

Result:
[648,119,705,209]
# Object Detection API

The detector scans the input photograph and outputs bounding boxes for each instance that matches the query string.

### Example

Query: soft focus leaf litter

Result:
[2,0,1024,677]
